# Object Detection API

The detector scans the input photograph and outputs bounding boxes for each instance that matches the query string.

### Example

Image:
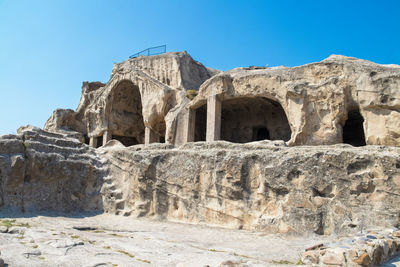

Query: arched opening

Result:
[109,80,145,146]
[343,109,366,146]
[220,97,291,143]
[194,103,207,141]
[153,117,167,143]
[96,136,103,148]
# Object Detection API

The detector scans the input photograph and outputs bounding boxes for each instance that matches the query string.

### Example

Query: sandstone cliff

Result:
[1,52,400,266]
[44,52,400,148]
[1,127,399,237]
[186,55,400,147]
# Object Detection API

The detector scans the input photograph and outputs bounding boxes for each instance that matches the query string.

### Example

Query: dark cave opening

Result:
[343,109,366,146]
[221,97,291,143]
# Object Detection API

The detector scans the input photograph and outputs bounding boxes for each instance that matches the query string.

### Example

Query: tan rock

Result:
[303,250,320,264]
[0,127,104,212]
[43,52,399,148]
[321,250,345,266]
[393,231,400,238]
[1,126,400,235]
[353,253,371,266]
[44,52,213,147]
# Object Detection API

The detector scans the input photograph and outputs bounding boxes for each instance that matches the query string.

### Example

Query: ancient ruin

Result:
[44,51,400,148]
[1,51,400,266]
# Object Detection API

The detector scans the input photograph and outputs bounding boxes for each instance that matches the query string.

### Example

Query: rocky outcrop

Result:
[0,126,105,212]
[100,140,400,235]
[2,127,399,236]
[3,52,400,266]
[44,52,212,141]
[44,52,400,148]
[303,229,400,267]
[188,55,400,147]
[118,51,212,91]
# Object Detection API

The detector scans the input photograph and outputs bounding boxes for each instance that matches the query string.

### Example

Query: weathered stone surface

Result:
[303,228,400,266]
[0,126,105,212]
[353,253,371,266]
[44,52,213,145]
[2,127,399,236]
[189,55,400,147]
[2,52,400,266]
[0,214,327,267]
[44,52,400,148]
[99,141,400,235]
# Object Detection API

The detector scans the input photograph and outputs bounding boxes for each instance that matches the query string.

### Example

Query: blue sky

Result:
[0,0,399,135]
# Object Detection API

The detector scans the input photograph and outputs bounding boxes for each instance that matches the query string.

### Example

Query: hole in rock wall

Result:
[253,127,270,141]
[111,135,139,146]
[343,109,366,146]
[83,134,90,145]
[194,104,207,141]
[109,80,145,145]
[155,118,166,143]
[96,136,103,148]
[221,97,291,143]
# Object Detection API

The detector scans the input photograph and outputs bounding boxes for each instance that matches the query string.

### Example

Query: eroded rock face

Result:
[44,52,212,141]
[99,140,400,235]
[0,127,399,238]
[4,52,400,239]
[45,52,399,148]
[188,55,400,147]
[0,126,105,212]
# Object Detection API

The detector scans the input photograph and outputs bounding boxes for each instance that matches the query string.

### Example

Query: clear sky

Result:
[0,0,399,135]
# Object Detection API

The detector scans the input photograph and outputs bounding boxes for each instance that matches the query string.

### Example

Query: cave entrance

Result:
[343,109,366,146]
[153,118,166,143]
[253,127,270,141]
[159,121,166,143]
[95,136,103,148]
[109,80,145,146]
[220,97,291,143]
[194,103,207,141]
[111,135,139,146]
[83,134,90,145]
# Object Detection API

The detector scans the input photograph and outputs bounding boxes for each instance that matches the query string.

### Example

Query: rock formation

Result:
[1,51,400,266]
[44,52,400,148]
[0,126,104,212]
[100,140,400,235]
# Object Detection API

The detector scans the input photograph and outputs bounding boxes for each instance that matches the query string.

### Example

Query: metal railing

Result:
[129,45,167,59]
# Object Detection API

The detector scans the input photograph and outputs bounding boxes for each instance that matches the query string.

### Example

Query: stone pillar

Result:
[206,95,221,141]
[145,127,160,144]
[103,130,112,146]
[89,137,97,148]
[184,108,196,143]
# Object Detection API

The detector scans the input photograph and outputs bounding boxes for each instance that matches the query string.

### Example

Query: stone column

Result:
[206,95,221,141]
[145,127,160,144]
[89,137,97,148]
[103,130,112,146]
[184,108,196,143]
